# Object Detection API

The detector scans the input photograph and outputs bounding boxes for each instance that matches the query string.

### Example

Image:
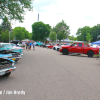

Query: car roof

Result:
[0,43,10,44]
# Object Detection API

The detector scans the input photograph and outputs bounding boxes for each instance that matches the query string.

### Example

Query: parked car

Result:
[53,44,59,50]
[0,43,23,55]
[11,43,23,50]
[56,45,62,51]
[0,54,16,77]
[59,42,99,57]
[46,44,55,49]
[53,45,58,50]
[0,45,22,62]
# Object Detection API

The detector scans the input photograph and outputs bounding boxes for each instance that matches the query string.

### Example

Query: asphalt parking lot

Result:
[0,46,100,100]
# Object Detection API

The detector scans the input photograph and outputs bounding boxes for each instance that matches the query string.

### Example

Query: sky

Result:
[11,0,100,36]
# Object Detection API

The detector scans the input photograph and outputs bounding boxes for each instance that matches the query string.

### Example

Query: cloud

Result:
[11,0,100,36]
[33,0,57,12]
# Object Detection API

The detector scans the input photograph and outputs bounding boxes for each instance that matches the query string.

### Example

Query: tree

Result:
[29,32,32,40]
[86,33,93,42]
[1,16,11,32]
[1,29,9,42]
[53,20,70,41]
[13,27,29,41]
[76,26,91,41]
[90,24,100,42]
[0,0,33,22]
[32,21,50,42]
[49,32,56,41]
[0,25,2,37]
[69,35,77,40]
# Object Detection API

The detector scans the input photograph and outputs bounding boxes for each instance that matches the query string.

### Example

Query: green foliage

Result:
[86,33,93,42]
[1,16,11,32]
[32,21,50,41]
[0,0,33,22]
[76,26,91,41]
[52,20,70,41]
[49,32,56,41]
[76,24,100,42]
[13,27,29,41]
[69,35,77,40]
[90,24,100,42]
[0,25,2,35]
[1,29,9,42]
[29,32,32,40]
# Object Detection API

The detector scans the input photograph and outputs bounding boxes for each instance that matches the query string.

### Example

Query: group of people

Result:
[22,41,35,50]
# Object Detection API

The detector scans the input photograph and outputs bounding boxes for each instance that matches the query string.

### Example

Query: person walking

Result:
[32,41,35,50]
[29,41,32,50]
[26,41,30,50]
[22,41,25,50]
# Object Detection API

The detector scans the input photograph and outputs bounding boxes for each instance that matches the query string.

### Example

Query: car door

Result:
[69,43,77,53]
[75,43,83,53]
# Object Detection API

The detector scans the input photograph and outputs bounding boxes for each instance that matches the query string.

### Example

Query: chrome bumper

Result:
[0,66,16,75]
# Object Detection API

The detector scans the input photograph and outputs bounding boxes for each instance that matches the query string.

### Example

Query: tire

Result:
[57,48,59,51]
[62,49,69,55]
[87,51,94,57]
[53,47,55,50]
[3,72,11,77]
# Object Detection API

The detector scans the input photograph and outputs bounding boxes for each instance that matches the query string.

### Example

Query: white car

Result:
[53,45,62,51]
[53,45,58,50]
[90,44,98,48]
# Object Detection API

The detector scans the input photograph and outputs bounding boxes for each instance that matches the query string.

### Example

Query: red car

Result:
[46,44,55,49]
[59,42,99,57]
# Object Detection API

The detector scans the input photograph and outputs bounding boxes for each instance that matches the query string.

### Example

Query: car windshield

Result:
[11,43,16,46]
[2,44,13,49]
[0,46,6,50]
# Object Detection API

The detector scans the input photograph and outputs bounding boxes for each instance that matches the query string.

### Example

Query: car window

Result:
[78,43,82,47]
[71,43,77,46]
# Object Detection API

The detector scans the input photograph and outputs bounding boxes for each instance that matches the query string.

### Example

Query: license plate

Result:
[12,58,16,60]
[0,71,5,75]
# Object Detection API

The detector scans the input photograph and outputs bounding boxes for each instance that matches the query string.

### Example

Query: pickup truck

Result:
[0,54,16,76]
[59,42,99,57]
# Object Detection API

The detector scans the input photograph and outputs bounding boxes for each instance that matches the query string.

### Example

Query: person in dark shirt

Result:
[26,41,30,50]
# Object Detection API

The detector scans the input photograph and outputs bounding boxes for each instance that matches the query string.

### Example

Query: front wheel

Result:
[62,49,69,55]
[87,51,94,57]
[53,47,55,50]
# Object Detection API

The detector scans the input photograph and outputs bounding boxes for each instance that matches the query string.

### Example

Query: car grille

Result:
[12,53,18,57]
[0,63,12,70]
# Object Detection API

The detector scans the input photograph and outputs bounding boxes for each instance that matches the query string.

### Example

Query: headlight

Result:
[12,62,15,66]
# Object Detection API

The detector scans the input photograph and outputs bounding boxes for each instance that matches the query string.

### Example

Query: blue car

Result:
[0,45,22,62]
[0,43,23,55]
